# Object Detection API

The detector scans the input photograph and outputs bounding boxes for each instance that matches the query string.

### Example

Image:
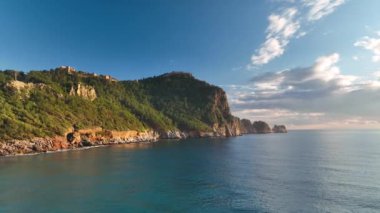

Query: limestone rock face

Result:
[211,89,231,120]
[272,125,287,133]
[199,131,215,137]
[69,83,97,101]
[224,117,242,136]
[160,130,185,139]
[207,117,240,137]
[5,80,46,97]
[6,80,35,91]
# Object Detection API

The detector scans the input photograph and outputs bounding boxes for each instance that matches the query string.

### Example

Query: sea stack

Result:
[272,125,287,133]
[252,121,272,134]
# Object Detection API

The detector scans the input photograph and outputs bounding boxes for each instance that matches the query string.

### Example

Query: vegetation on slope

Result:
[131,72,233,131]
[0,68,235,140]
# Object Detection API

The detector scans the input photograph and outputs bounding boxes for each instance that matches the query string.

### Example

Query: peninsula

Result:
[0,67,286,156]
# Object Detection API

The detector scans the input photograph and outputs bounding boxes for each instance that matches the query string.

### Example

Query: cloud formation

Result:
[250,0,345,66]
[354,34,380,62]
[251,8,299,65]
[303,0,345,21]
[227,53,380,129]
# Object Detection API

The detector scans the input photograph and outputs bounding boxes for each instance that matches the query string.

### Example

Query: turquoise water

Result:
[1,130,380,212]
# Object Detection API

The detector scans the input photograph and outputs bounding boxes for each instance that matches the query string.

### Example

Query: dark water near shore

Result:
[1,130,380,212]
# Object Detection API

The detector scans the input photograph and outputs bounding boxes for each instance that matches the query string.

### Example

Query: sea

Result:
[1,130,379,212]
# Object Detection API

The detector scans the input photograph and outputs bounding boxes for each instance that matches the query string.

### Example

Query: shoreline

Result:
[0,130,161,157]
[0,128,236,157]
[0,129,288,157]
[0,126,243,157]
[1,140,159,158]
[2,144,123,158]
[0,135,225,158]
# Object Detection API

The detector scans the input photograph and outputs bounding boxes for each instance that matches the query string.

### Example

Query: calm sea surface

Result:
[1,130,380,212]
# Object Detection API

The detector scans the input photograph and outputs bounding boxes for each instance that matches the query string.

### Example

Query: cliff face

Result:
[136,72,241,138]
[216,117,241,137]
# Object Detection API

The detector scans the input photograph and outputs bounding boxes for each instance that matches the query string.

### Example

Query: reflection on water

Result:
[1,130,380,212]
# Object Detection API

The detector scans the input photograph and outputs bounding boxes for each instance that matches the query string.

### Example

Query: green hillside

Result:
[0,67,235,140]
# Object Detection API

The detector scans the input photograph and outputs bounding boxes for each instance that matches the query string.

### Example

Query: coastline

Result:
[0,124,287,157]
[0,68,287,157]
[0,130,239,157]
[1,143,146,158]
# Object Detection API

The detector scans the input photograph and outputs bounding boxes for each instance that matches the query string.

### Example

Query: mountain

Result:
[132,72,241,138]
[0,67,246,155]
[0,67,286,156]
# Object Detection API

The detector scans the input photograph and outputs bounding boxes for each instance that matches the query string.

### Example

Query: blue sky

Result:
[1,0,380,129]
[0,0,269,83]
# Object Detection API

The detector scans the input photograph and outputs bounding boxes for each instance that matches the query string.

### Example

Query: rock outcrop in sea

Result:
[240,119,256,134]
[252,121,272,134]
[272,125,287,133]
[240,120,273,134]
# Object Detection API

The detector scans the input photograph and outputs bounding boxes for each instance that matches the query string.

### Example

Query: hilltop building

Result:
[58,66,76,74]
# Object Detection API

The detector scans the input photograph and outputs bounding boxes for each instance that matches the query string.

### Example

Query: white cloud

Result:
[296,31,307,38]
[251,8,299,65]
[267,8,300,39]
[312,53,340,81]
[303,0,345,21]
[227,53,380,129]
[352,56,359,61]
[354,35,380,62]
[251,38,287,65]
[250,0,345,66]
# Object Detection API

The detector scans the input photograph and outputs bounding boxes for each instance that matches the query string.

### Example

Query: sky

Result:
[0,0,380,129]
